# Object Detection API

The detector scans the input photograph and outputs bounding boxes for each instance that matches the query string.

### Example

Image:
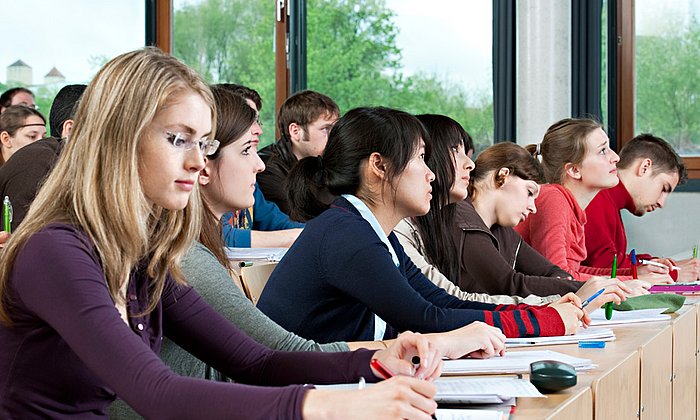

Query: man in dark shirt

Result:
[0,84,85,231]
[257,90,339,214]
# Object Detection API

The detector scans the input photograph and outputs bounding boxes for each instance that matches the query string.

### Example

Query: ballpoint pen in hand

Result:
[581,288,605,309]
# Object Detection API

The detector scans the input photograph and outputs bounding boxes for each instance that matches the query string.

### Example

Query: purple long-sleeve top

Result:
[0,224,376,419]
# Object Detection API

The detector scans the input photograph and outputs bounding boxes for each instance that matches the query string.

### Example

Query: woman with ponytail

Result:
[514,118,671,283]
[259,107,589,342]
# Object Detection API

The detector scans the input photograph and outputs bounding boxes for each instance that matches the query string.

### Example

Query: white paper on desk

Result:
[442,350,594,375]
[435,377,544,403]
[435,408,505,420]
[505,327,615,347]
[224,247,288,261]
[588,308,671,326]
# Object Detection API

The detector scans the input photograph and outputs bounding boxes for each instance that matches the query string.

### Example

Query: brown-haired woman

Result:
[0,105,46,165]
[514,118,671,283]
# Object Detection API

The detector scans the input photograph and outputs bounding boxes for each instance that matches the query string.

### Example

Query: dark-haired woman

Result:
[258,107,588,341]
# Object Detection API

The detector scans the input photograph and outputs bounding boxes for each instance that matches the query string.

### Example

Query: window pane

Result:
[0,0,144,125]
[173,0,276,146]
[635,0,700,156]
[307,0,493,153]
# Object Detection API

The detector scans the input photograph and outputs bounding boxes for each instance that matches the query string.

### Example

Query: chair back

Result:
[239,262,277,305]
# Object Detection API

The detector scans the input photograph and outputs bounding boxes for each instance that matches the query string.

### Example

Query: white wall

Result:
[622,192,700,259]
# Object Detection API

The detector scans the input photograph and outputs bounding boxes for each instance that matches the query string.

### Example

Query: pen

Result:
[605,255,617,320]
[3,196,12,234]
[694,244,698,259]
[238,261,253,267]
[630,249,638,279]
[581,288,605,309]
[638,259,680,271]
[370,358,437,419]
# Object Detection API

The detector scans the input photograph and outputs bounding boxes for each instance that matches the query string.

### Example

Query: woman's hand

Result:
[425,321,506,360]
[372,331,442,381]
[302,377,437,420]
[623,279,651,296]
[550,293,588,334]
[575,276,629,309]
[0,231,10,249]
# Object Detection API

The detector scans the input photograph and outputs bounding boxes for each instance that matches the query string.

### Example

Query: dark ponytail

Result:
[287,106,429,221]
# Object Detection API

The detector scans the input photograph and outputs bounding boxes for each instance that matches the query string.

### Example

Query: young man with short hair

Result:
[584,134,699,281]
[257,90,339,214]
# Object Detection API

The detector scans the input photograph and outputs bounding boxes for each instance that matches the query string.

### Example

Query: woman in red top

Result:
[514,118,672,284]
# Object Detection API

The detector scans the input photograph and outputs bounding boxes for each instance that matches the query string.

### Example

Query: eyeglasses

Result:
[165,131,220,156]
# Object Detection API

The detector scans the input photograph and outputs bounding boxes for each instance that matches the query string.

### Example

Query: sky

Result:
[0,0,144,85]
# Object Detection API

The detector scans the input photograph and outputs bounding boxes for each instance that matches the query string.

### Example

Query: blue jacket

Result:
[222,183,304,247]
[257,197,564,342]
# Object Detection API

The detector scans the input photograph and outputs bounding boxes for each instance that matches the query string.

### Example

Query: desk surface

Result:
[511,304,698,419]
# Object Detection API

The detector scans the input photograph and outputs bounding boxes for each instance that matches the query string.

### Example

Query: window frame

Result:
[615,0,700,184]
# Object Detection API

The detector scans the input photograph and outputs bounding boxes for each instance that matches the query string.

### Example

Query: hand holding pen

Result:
[371,331,442,381]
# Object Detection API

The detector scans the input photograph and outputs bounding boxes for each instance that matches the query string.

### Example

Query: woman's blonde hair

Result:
[525,118,602,184]
[0,48,215,325]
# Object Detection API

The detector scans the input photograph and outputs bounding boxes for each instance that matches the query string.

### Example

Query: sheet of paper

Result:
[442,350,594,375]
[505,327,615,347]
[435,408,505,420]
[588,308,671,326]
[435,377,544,399]
[224,247,288,261]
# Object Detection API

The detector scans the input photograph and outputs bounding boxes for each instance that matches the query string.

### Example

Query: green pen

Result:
[693,244,698,259]
[605,254,617,320]
[3,196,12,234]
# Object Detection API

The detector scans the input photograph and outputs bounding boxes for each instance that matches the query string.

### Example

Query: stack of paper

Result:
[225,247,288,261]
[505,327,615,347]
[442,350,595,375]
[435,408,506,420]
[434,376,543,404]
[588,308,671,326]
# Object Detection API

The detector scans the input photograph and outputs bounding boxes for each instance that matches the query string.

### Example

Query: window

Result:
[0,0,144,126]
[306,0,494,152]
[635,0,700,157]
[172,0,277,146]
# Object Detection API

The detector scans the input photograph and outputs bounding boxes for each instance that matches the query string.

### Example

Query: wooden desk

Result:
[464,304,700,419]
